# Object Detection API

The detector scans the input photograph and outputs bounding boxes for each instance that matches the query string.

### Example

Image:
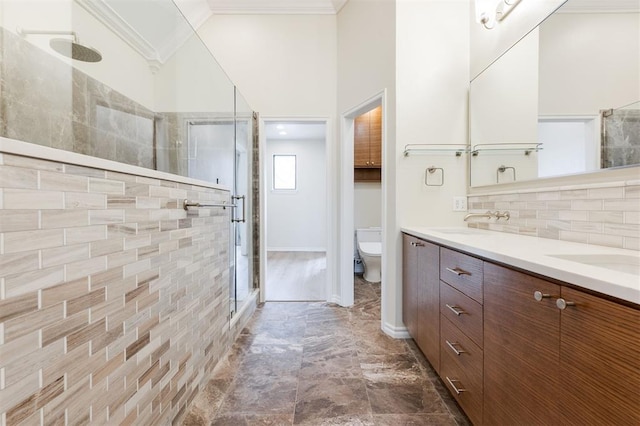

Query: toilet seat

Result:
[358,242,381,257]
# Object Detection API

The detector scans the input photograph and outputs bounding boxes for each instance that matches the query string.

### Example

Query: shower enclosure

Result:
[0,0,257,319]
[185,90,255,317]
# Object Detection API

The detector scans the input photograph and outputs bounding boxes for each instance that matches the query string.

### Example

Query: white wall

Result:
[196,14,337,117]
[337,0,396,324]
[394,0,470,332]
[539,12,640,115]
[354,183,381,229]
[266,138,327,251]
[154,35,235,113]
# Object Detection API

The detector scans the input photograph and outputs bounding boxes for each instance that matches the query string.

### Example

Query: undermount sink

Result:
[433,228,487,235]
[548,254,640,275]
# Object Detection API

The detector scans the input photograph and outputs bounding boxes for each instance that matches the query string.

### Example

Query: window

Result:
[273,154,296,190]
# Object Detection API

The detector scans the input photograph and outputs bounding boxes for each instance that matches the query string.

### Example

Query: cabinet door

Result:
[402,234,419,339]
[354,113,370,167]
[559,287,640,425]
[416,240,440,372]
[483,263,562,425]
[368,105,382,167]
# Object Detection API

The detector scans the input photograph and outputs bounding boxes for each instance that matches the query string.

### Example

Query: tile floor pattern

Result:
[183,277,470,425]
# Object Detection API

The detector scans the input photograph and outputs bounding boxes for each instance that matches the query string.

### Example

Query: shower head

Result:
[17,28,102,63]
[49,37,102,63]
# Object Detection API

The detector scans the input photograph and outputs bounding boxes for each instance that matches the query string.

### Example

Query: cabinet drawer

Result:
[441,315,483,375]
[441,324,483,426]
[440,247,483,303]
[441,282,483,348]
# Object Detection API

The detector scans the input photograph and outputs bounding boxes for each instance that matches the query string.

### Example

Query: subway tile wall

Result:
[467,179,640,250]
[0,152,241,424]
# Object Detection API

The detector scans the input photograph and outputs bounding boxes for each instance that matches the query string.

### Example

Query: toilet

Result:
[356,227,382,283]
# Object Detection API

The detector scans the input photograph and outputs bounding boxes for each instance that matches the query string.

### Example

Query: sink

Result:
[433,228,487,235]
[548,254,640,275]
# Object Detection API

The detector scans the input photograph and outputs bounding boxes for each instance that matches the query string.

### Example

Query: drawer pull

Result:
[414,241,425,247]
[556,298,576,310]
[534,291,551,301]
[445,304,466,316]
[446,267,471,276]
[446,340,466,356]
[446,377,466,395]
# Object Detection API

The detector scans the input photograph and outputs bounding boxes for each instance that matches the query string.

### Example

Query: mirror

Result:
[470,0,640,187]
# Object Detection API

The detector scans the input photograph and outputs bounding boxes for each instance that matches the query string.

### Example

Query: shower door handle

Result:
[232,195,246,223]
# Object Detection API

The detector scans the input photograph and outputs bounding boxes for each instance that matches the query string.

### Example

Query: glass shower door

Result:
[232,89,255,316]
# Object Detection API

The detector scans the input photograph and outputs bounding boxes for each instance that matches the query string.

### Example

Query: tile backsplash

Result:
[0,151,245,424]
[467,179,640,250]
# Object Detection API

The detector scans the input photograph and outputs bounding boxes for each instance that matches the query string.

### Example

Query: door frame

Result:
[259,117,332,303]
[339,90,386,308]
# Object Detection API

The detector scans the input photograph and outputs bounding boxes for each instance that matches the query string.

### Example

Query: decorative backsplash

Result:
[467,179,640,250]
[0,151,247,424]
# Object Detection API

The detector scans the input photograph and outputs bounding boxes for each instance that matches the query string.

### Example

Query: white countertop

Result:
[401,226,640,305]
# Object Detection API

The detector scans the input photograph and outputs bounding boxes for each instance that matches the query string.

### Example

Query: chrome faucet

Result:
[464,210,510,221]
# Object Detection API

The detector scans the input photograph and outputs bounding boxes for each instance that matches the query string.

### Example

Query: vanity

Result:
[402,227,640,426]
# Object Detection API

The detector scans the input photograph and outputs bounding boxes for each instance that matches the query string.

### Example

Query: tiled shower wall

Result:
[0,27,156,170]
[467,179,640,250]
[0,151,238,424]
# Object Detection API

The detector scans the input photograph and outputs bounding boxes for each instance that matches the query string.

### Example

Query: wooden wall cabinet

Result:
[354,105,382,168]
[354,106,382,182]
[402,234,440,373]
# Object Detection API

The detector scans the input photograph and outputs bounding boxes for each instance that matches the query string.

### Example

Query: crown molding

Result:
[75,0,158,61]
[75,0,199,73]
[206,0,340,14]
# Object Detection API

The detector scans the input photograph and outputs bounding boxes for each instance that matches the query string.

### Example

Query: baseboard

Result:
[267,247,327,252]
[382,321,411,339]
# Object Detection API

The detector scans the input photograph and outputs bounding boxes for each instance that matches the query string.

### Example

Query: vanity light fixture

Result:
[475,0,524,29]
[497,0,523,22]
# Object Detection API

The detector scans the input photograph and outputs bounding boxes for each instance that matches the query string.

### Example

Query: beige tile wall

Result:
[0,152,242,424]
[467,179,640,250]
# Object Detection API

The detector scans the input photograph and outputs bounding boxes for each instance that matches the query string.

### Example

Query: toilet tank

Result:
[356,227,382,243]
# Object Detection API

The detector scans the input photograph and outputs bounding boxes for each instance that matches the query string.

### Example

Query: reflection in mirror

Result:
[470,0,640,187]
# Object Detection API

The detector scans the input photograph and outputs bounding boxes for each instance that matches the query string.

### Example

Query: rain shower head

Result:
[49,37,102,63]
[17,28,102,63]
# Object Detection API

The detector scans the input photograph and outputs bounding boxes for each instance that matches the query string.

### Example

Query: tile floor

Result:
[182,276,470,425]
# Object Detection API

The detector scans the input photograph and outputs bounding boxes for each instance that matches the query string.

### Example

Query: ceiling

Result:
[265,122,326,141]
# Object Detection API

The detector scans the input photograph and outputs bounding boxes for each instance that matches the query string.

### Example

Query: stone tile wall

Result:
[0,151,241,424]
[0,27,156,169]
[467,178,640,250]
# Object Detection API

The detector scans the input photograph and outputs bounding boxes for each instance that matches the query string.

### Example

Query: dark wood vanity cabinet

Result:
[559,287,640,425]
[483,262,562,425]
[402,232,640,426]
[402,234,440,373]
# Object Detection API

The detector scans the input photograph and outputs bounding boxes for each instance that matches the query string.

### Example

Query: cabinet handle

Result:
[445,304,466,316]
[556,298,576,310]
[534,291,551,302]
[446,267,471,276]
[446,340,466,356]
[446,377,466,395]
[414,241,425,247]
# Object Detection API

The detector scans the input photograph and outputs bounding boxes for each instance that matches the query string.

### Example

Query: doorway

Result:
[264,120,328,301]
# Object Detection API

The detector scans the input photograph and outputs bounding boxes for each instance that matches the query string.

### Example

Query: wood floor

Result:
[265,251,326,301]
